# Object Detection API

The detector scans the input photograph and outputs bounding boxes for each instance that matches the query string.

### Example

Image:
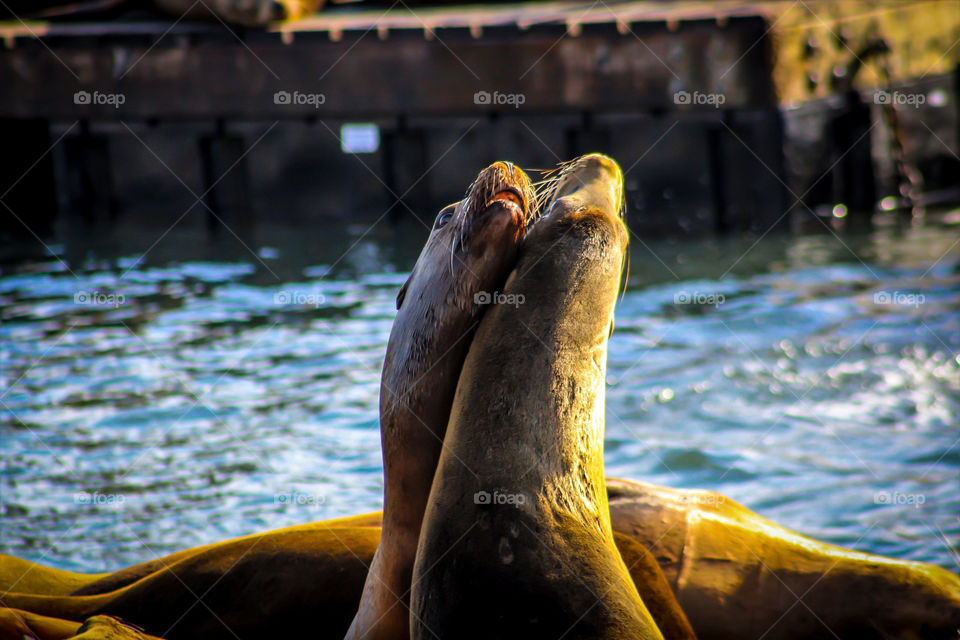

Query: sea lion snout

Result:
[540,153,624,220]
[455,161,533,253]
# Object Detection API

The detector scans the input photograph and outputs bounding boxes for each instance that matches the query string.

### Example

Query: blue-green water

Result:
[1,213,958,574]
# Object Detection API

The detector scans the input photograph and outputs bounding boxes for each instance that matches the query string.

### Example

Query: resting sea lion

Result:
[0,612,167,640]
[346,162,534,639]
[607,478,960,640]
[0,524,380,639]
[410,153,664,639]
[0,607,86,639]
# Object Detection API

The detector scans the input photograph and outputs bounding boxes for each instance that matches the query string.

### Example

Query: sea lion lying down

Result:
[1,156,958,639]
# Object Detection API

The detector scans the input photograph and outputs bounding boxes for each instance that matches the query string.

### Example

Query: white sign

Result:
[341,123,380,154]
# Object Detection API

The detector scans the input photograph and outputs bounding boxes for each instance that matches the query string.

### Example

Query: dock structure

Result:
[0,0,957,236]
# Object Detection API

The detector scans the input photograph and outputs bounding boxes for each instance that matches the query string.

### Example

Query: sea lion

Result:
[345,162,534,640]
[410,154,664,639]
[1,524,380,639]
[0,612,168,640]
[0,607,85,639]
[4,479,958,639]
[607,478,960,640]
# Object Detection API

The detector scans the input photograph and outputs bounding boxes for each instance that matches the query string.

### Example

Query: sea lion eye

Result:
[435,211,453,229]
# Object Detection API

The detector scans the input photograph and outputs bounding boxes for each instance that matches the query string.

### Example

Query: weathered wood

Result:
[0,18,774,120]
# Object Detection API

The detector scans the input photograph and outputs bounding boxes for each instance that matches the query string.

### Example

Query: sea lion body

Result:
[346,162,533,639]
[410,154,663,640]
[1,523,379,640]
[607,478,960,640]
[0,607,86,639]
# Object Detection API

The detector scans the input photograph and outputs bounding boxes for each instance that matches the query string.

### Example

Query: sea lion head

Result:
[536,152,625,226]
[395,161,534,314]
[382,160,535,425]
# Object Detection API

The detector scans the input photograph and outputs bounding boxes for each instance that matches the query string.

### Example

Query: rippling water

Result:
[2,212,958,573]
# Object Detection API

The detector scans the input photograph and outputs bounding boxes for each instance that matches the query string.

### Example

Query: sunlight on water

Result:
[1,214,958,573]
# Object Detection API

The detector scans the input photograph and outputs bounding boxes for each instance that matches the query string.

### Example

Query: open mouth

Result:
[453,163,535,255]
[486,185,527,220]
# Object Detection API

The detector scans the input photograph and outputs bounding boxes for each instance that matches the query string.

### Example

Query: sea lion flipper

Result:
[613,532,697,640]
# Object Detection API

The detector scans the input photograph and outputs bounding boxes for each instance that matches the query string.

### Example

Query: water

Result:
[1,212,958,574]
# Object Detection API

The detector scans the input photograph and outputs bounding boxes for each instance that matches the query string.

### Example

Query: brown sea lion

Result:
[410,154,664,639]
[0,608,166,639]
[1,524,380,639]
[345,162,534,640]
[0,555,106,598]
[0,607,83,639]
[607,478,960,640]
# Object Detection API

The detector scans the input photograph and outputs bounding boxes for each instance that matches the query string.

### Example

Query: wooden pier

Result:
[0,0,957,236]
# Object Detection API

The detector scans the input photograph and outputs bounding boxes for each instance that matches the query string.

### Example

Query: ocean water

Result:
[1,211,958,573]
